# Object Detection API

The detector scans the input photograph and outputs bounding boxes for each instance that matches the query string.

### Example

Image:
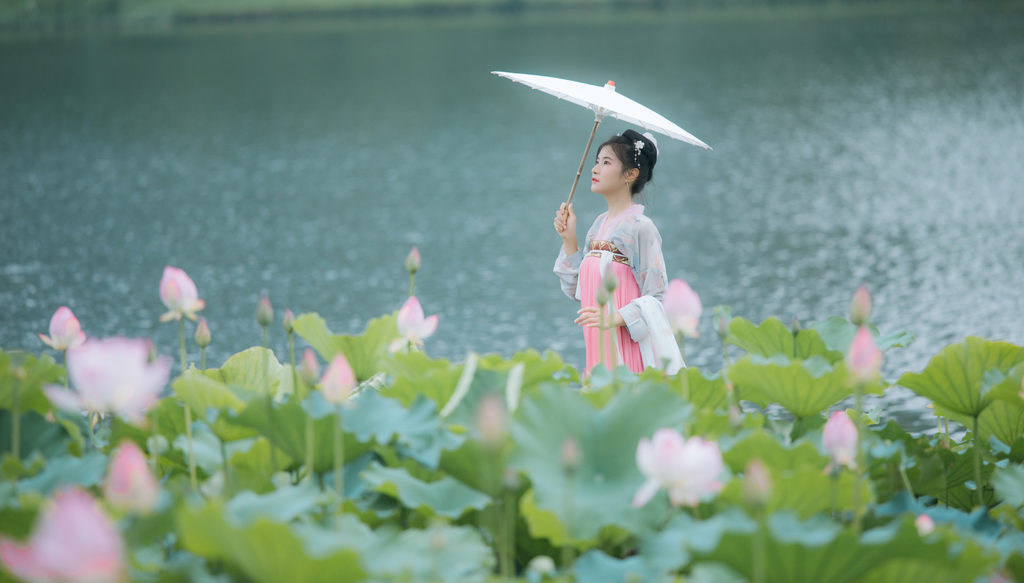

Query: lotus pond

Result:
[4,263,1024,583]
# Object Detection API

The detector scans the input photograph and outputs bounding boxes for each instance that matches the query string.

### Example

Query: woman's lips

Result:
[592,178,598,183]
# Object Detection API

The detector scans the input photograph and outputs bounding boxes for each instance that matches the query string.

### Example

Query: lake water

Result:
[2,8,1023,432]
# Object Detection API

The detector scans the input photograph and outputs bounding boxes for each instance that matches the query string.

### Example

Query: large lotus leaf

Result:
[671,367,728,412]
[0,410,76,460]
[343,390,464,469]
[173,368,258,443]
[720,431,827,475]
[203,347,282,398]
[292,312,398,383]
[574,550,660,583]
[360,461,490,519]
[728,354,867,419]
[717,466,867,519]
[478,349,578,389]
[898,337,1024,419]
[993,463,1024,508]
[437,437,512,497]
[177,501,366,583]
[726,317,843,363]
[17,452,107,495]
[810,317,915,354]
[225,393,365,474]
[510,383,692,542]
[295,516,495,583]
[0,351,64,415]
[439,366,509,434]
[858,549,996,583]
[640,508,758,573]
[381,351,464,407]
[224,482,323,524]
[699,513,971,583]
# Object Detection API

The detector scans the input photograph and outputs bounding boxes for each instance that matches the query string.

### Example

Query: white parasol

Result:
[492,71,711,209]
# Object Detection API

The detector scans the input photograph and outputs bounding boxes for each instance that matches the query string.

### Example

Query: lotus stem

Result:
[409,273,415,298]
[721,338,732,368]
[598,306,606,372]
[262,327,269,349]
[944,417,949,447]
[752,519,766,583]
[852,384,864,534]
[830,471,838,517]
[151,415,160,475]
[305,395,315,484]
[179,319,198,490]
[11,377,20,460]
[221,438,230,495]
[61,349,68,387]
[200,347,206,372]
[504,487,516,579]
[266,394,278,474]
[88,411,95,452]
[334,405,345,509]
[974,414,983,508]
[561,470,575,569]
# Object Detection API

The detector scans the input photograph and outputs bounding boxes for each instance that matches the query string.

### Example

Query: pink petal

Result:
[415,315,438,341]
[43,385,84,413]
[105,442,159,514]
[397,296,425,337]
[632,479,660,508]
[0,540,50,581]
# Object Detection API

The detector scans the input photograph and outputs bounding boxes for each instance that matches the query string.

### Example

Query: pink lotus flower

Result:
[104,441,159,514]
[475,395,507,449]
[44,337,171,420]
[194,317,211,348]
[320,354,356,405]
[823,411,858,470]
[915,514,935,536]
[849,284,872,326]
[742,459,772,507]
[0,489,126,583]
[847,326,882,384]
[389,296,438,353]
[159,266,205,322]
[39,306,86,351]
[633,429,724,508]
[406,246,421,274]
[255,295,273,328]
[662,279,702,338]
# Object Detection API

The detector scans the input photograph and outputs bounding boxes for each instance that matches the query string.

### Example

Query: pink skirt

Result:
[579,255,645,375]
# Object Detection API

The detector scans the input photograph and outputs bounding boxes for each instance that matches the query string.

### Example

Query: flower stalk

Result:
[334,404,345,506]
[178,319,198,490]
[974,414,983,508]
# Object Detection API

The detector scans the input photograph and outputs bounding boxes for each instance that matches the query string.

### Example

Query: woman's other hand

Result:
[554,203,578,253]
[575,307,624,329]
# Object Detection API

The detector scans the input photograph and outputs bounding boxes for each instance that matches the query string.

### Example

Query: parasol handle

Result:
[562,117,603,221]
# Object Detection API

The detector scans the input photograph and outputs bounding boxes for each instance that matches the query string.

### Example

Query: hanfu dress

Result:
[554,203,673,376]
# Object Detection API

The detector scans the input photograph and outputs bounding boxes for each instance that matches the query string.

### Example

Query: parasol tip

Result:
[604,81,616,91]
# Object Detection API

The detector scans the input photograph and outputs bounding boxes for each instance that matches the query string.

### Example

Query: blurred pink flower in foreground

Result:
[915,514,936,536]
[105,441,160,514]
[662,279,702,338]
[823,411,858,470]
[633,428,724,508]
[44,337,171,420]
[389,296,438,353]
[320,354,356,405]
[0,489,126,583]
[847,326,882,384]
[39,306,86,351]
[159,266,205,322]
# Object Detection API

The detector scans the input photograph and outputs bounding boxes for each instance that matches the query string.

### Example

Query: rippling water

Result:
[2,9,1023,432]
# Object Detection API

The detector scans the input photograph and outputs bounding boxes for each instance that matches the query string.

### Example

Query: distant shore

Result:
[2,0,1023,36]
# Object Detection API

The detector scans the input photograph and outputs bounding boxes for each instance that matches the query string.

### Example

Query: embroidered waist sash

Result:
[587,241,629,265]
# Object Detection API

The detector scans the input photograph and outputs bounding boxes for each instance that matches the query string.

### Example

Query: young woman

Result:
[553,129,681,376]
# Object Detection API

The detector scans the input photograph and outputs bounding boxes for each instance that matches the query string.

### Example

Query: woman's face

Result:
[591,145,627,195]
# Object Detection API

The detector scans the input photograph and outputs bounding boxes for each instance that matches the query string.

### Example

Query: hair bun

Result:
[621,129,658,174]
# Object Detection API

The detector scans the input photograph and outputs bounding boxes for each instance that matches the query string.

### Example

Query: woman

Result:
[553,129,682,376]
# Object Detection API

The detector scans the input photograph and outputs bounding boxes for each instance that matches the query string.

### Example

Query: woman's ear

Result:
[624,167,640,182]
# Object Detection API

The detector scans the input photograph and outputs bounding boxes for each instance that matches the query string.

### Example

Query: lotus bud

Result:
[299,349,320,387]
[0,489,127,583]
[560,437,581,474]
[159,266,205,322]
[475,395,507,450]
[729,405,744,428]
[200,472,224,499]
[602,268,618,293]
[104,441,160,514]
[320,354,356,405]
[742,459,772,507]
[194,318,211,348]
[595,287,609,307]
[406,246,421,275]
[915,514,935,536]
[664,279,702,338]
[823,411,858,470]
[714,305,732,340]
[791,314,801,334]
[282,309,294,334]
[271,472,292,490]
[256,295,274,328]
[526,556,556,578]
[850,284,872,326]
[39,306,86,351]
[847,327,882,384]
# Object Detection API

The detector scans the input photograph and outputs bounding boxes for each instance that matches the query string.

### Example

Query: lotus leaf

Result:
[718,466,867,518]
[0,410,78,460]
[574,550,660,583]
[17,451,106,495]
[0,351,65,416]
[382,351,463,407]
[728,354,868,419]
[810,317,915,354]
[510,383,691,541]
[360,461,490,519]
[720,431,827,474]
[727,317,843,363]
[899,337,1024,419]
[344,390,464,468]
[640,507,758,573]
[203,347,283,398]
[292,312,398,382]
[177,501,367,583]
[173,369,258,442]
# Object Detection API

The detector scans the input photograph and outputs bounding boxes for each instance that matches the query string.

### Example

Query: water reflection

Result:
[1,10,1023,433]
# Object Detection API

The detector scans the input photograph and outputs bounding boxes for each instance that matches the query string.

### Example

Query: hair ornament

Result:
[633,139,645,166]
[642,132,659,155]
